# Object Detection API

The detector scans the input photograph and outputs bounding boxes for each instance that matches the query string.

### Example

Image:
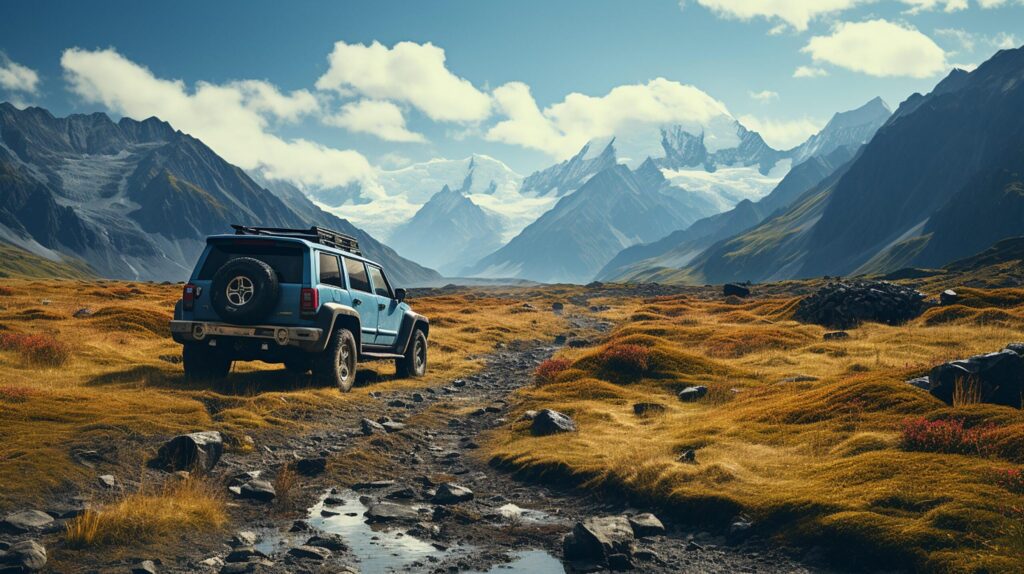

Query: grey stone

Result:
[432,483,474,505]
[225,546,267,563]
[365,502,422,523]
[287,546,331,561]
[361,418,385,436]
[940,289,959,306]
[0,539,46,571]
[98,474,117,489]
[563,516,636,565]
[677,386,708,402]
[294,457,326,476]
[130,560,158,574]
[305,534,347,552]
[531,409,576,436]
[238,480,276,502]
[628,513,665,537]
[928,349,1024,407]
[723,284,750,298]
[381,421,406,433]
[231,531,258,548]
[152,431,223,473]
[1,510,53,534]
[633,403,666,417]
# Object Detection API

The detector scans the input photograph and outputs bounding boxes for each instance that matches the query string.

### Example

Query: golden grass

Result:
[487,289,1024,572]
[0,279,568,509]
[65,478,225,547]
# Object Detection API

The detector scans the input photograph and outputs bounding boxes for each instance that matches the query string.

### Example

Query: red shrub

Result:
[0,332,71,366]
[0,385,37,402]
[0,286,13,296]
[993,468,1024,493]
[535,358,572,385]
[899,416,995,455]
[601,344,651,374]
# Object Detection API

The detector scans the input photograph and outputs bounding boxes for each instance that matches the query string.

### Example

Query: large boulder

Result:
[628,513,665,537]
[928,350,1024,407]
[677,386,708,402]
[563,516,636,566]
[0,539,47,571]
[723,283,750,298]
[794,281,926,329]
[238,480,276,502]
[432,483,474,505]
[1,510,53,534]
[531,409,577,436]
[152,431,223,473]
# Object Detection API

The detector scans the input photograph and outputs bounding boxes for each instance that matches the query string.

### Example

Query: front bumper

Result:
[169,320,323,350]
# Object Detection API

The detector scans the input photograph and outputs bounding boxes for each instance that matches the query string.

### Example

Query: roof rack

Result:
[231,224,362,255]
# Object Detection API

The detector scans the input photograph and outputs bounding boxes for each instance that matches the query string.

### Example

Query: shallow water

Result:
[472,550,567,573]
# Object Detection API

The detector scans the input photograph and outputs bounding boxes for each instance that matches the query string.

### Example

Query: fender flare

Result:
[396,311,429,355]
[313,302,361,352]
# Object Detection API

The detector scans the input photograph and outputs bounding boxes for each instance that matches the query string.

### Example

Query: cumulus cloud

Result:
[901,0,967,13]
[486,78,732,159]
[0,53,40,94]
[61,47,374,189]
[690,0,862,32]
[802,20,948,78]
[990,31,1020,49]
[324,100,427,143]
[738,114,824,149]
[315,40,491,123]
[749,89,779,101]
[793,65,829,78]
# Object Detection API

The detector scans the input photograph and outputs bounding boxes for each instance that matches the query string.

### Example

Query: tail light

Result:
[183,283,197,311]
[300,288,319,317]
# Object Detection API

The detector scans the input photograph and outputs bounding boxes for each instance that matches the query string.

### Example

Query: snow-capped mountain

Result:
[659,121,786,174]
[787,97,891,164]
[388,183,505,276]
[519,137,618,197]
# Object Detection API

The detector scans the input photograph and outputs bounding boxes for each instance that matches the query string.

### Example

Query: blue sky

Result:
[0,0,1021,177]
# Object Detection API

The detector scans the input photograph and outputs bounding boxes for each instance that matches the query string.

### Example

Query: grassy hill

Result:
[0,242,96,280]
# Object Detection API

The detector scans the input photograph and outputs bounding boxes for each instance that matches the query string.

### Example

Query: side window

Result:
[318,252,343,288]
[367,265,392,298]
[344,257,372,293]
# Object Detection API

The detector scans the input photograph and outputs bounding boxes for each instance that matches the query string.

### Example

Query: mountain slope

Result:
[0,103,440,285]
[787,97,891,164]
[464,164,713,283]
[519,138,617,197]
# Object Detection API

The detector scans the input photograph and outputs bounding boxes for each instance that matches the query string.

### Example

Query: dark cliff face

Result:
[0,103,440,285]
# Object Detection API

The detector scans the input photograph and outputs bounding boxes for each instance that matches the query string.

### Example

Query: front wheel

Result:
[182,344,232,380]
[396,329,427,378]
[314,328,357,391]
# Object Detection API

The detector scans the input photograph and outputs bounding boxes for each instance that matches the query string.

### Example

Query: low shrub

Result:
[0,385,37,402]
[0,286,13,296]
[601,343,651,374]
[993,468,1024,494]
[535,358,572,386]
[899,417,995,456]
[0,332,70,366]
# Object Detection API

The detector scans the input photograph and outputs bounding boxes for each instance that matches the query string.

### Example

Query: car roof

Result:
[206,234,383,268]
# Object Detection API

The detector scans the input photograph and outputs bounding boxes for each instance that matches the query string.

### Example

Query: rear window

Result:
[198,242,305,283]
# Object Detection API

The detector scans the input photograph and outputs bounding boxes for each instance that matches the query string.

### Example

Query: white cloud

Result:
[486,78,732,159]
[935,28,977,53]
[990,31,1020,49]
[690,0,863,32]
[738,114,825,149]
[315,40,491,123]
[749,89,779,101]
[802,20,948,78]
[60,47,374,189]
[901,0,967,14]
[0,53,40,94]
[793,66,829,78]
[324,99,427,143]
[978,0,1024,8]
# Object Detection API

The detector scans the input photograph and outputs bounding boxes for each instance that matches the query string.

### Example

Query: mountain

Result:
[0,103,441,285]
[463,163,717,283]
[388,183,505,276]
[675,46,1024,284]
[596,96,893,282]
[659,121,786,175]
[519,138,618,197]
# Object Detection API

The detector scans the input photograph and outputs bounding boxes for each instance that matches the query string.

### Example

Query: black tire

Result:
[396,329,427,378]
[182,344,232,380]
[313,328,357,391]
[210,257,280,324]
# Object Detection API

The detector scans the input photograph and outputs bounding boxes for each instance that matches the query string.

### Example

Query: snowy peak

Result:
[657,120,784,175]
[519,138,618,197]
[789,97,890,164]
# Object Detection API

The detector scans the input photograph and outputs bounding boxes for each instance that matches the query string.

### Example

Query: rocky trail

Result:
[2,308,828,574]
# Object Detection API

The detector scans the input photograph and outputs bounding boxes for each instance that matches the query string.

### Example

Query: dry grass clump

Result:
[487,286,1024,572]
[535,358,573,386]
[273,463,298,511]
[599,343,651,375]
[65,478,225,547]
[0,331,71,366]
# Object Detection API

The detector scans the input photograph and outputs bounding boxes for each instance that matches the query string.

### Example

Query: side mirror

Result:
[394,288,407,302]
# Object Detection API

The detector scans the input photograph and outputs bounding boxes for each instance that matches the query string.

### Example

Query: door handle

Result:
[353,298,362,306]
[378,303,386,311]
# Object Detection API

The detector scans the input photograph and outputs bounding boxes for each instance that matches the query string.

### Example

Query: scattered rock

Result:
[289,520,311,533]
[386,487,417,500]
[567,338,591,348]
[552,302,565,312]
[305,534,347,552]
[219,561,273,574]
[940,289,959,306]
[98,474,117,489]
[723,284,750,298]
[381,421,406,433]
[225,547,267,563]
[531,409,577,436]
[633,402,666,417]
[782,375,818,383]
[365,502,422,523]
[411,393,425,402]
[1,510,53,534]
[238,480,276,502]
[677,386,707,402]
[130,560,158,574]
[628,513,666,537]
[361,418,385,436]
[795,281,925,329]
[352,480,396,490]
[432,483,474,505]
[678,450,697,464]
[200,557,223,569]
[554,334,567,345]
[231,532,258,548]
[823,331,849,341]
[287,546,331,561]
[0,539,46,571]
[72,307,93,318]
[152,431,224,473]
[927,349,1024,407]
[228,470,261,488]
[563,516,636,566]
[294,457,326,477]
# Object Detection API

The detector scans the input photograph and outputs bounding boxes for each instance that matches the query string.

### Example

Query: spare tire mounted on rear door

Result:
[210,257,280,323]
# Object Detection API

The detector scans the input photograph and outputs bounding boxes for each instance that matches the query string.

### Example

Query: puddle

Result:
[471,550,567,573]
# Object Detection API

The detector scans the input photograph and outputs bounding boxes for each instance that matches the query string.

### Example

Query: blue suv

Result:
[169,225,429,390]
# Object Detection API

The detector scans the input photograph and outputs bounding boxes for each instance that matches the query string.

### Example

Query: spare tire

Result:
[210,257,280,323]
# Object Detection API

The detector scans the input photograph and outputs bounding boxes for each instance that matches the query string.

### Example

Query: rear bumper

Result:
[169,320,323,351]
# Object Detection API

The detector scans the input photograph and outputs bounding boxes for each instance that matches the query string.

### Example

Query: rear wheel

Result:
[396,329,427,378]
[182,344,232,380]
[314,328,357,391]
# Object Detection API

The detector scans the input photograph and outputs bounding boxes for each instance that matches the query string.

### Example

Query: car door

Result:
[342,256,379,346]
[366,264,402,347]
[316,251,346,306]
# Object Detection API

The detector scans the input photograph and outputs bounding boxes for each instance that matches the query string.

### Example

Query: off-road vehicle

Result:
[170,225,429,390]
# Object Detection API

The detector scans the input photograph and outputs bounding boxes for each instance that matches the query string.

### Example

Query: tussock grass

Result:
[487,289,1024,572]
[65,478,225,547]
